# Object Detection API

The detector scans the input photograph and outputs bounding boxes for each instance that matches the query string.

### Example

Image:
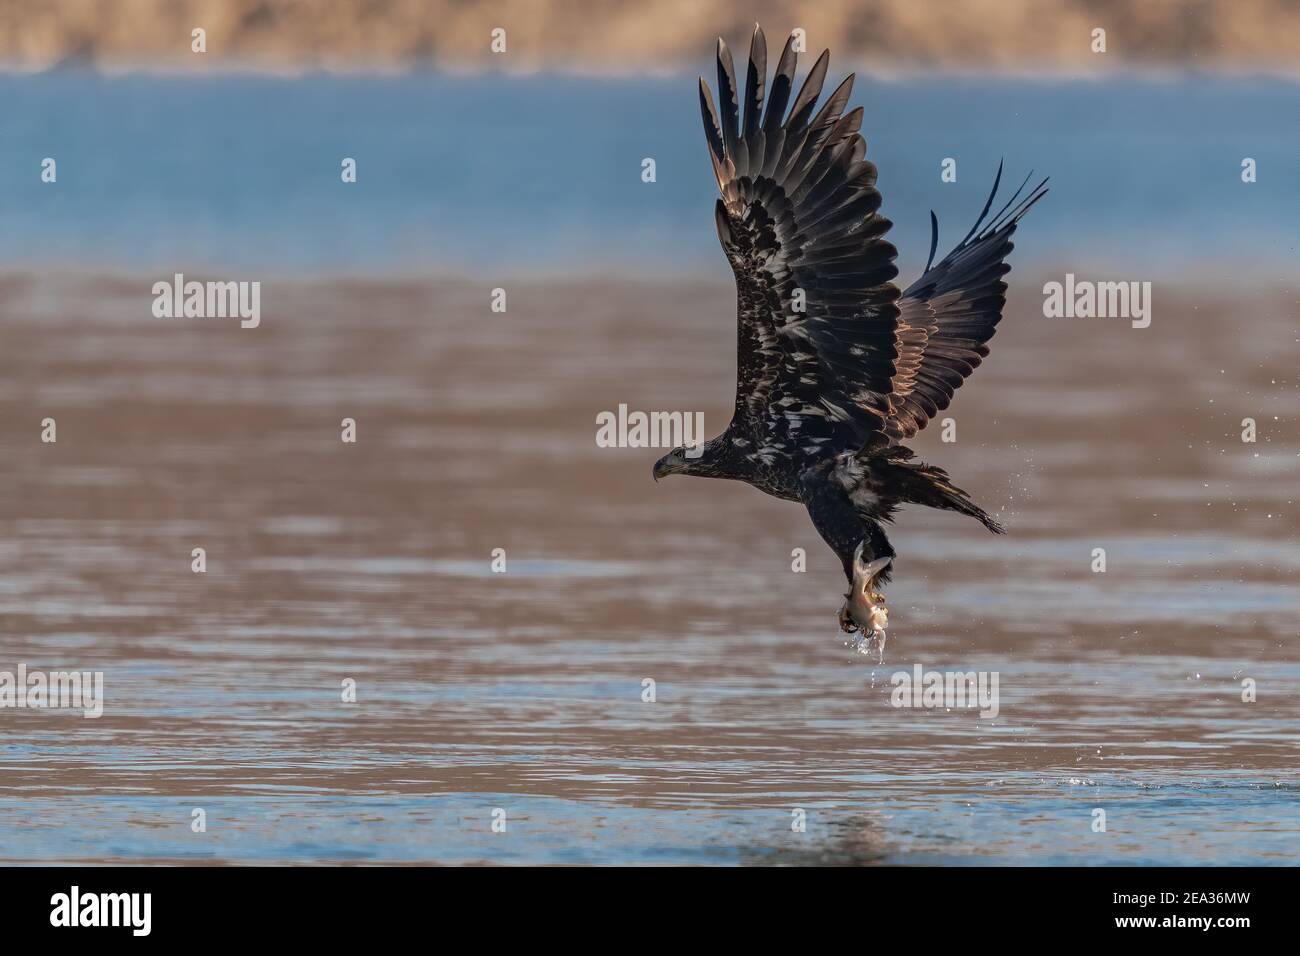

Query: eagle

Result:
[652,26,1047,651]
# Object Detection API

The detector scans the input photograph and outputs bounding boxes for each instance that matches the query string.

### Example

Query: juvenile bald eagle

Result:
[653,26,1046,646]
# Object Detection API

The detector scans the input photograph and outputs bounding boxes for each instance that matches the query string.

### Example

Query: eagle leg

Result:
[800,464,897,645]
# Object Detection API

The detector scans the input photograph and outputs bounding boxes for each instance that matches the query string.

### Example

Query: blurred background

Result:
[0,0,1294,279]
[3,0,1299,72]
[0,2,1295,865]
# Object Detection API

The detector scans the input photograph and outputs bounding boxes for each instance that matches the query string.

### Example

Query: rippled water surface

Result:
[0,272,1295,864]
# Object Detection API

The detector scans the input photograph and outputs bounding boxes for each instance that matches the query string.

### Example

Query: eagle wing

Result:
[700,27,901,458]
[885,166,1048,440]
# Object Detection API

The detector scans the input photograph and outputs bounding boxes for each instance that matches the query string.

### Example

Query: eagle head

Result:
[654,439,729,482]
[652,447,690,481]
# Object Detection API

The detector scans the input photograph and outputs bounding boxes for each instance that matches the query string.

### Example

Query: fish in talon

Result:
[845,544,892,636]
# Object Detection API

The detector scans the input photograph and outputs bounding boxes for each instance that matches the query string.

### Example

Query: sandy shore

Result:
[4,1,1299,73]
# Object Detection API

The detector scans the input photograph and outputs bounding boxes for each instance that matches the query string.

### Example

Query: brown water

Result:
[0,272,1295,864]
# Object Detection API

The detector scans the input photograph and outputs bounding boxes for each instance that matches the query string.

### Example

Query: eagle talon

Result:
[838,598,859,634]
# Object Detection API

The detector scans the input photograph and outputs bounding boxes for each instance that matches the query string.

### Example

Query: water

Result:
[0,268,1295,864]
[0,70,1296,864]
[0,70,1294,278]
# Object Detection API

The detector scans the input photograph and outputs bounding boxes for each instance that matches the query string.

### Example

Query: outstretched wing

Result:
[700,26,901,457]
[884,166,1048,440]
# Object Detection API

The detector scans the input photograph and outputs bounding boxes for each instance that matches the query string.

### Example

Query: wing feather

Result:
[702,32,901,452]
[716,39,741,162]
[762,32,799,134]
[885,169,1047,440]
[742,25,766,140]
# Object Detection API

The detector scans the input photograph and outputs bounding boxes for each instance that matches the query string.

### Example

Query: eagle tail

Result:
[859,438,1006,534]
[919,471,1006,534]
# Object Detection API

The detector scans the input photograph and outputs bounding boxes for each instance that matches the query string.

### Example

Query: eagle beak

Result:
[652,455,670,482]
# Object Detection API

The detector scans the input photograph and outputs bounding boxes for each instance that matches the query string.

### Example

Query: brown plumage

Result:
[654,25,1046,643]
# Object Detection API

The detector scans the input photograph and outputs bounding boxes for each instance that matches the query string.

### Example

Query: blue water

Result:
[0,69,1294,278]
[0,69,1295,866]
[2,780,1295,865]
